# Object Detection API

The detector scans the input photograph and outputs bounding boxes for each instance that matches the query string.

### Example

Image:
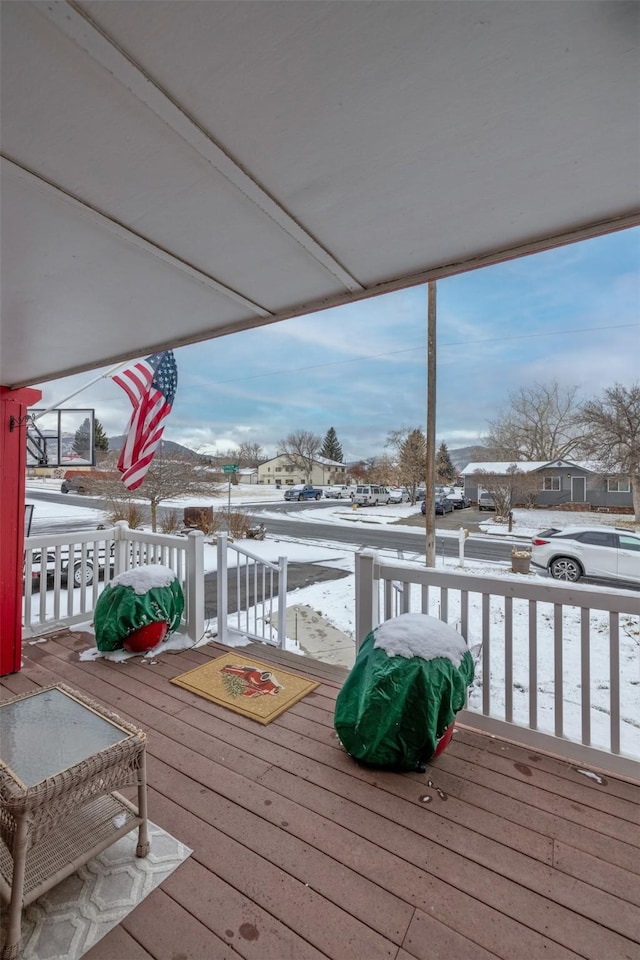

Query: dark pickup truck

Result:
[283,484,323,501]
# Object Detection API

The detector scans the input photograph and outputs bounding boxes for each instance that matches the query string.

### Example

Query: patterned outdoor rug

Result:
[170,652,320,723]
[1,822,191,960]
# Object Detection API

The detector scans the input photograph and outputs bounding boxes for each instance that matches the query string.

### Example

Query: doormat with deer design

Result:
[170,653,320,724]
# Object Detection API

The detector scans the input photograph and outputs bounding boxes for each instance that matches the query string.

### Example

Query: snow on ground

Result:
[25,483,639,757]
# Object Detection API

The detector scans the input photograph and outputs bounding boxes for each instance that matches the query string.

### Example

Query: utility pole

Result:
[425,282,437,567]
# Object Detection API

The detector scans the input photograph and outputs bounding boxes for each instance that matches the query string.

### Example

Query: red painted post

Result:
[0,385,42,675]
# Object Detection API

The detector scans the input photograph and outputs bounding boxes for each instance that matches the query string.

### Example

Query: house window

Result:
[286,466,294,472]
[607,478,630,493]
[275,467,282,472]
[542,477,561,491]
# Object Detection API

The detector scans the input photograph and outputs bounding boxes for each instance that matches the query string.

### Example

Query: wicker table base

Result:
[0,685,149,960]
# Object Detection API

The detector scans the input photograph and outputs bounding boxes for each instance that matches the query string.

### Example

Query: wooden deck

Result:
[2,629,638,960]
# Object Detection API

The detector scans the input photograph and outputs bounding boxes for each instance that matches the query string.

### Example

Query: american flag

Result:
[113,351,178,490]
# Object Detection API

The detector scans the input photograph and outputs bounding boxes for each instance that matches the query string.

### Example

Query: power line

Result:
[180,321,640,391]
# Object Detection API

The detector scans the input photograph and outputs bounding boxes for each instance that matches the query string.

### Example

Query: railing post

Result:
[355,549,378,650]
[217,532,228,645]
[113,521,130,575]
[458,526,468,567]
[277,555,288,649]
[185,529,204,644]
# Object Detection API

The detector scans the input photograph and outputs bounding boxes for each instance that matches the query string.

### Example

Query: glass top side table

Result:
[0,684,149,960]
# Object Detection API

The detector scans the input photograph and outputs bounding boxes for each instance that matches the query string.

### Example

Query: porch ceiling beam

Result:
[1,156,274,319]
[36,0,365,295]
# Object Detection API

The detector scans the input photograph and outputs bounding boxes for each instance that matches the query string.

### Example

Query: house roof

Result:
[260,454,345,468]
[462,460,600,475]
[2,1,638,388]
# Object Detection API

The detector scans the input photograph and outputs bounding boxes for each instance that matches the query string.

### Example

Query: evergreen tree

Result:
[320,426,344,462]
[72,417,92,461]
[435,442,456,484]
[94,418,109,457]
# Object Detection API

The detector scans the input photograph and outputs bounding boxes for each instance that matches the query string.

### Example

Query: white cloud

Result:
[30,228,639,464]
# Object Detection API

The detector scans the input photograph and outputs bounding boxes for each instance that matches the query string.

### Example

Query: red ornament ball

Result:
[433,721,455,759]
[123,620,169,653]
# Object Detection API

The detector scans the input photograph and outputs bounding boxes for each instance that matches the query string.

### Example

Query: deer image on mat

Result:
[334,613,474,772]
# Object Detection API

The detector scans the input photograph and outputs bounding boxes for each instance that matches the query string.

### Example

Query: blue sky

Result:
[34,226,640,462]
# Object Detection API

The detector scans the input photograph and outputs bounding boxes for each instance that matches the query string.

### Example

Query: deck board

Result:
[1,630,638,960]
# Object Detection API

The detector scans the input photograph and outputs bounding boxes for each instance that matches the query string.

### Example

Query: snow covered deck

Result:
[2,631,638,960]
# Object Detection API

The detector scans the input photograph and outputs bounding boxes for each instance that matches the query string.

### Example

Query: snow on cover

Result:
[373,612,467,666]
[110,564,177,594]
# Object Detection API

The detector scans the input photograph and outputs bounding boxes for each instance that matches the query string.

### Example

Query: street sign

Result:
[222,464,238,474]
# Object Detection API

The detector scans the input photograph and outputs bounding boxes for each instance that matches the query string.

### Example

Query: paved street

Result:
[26,489,524,565]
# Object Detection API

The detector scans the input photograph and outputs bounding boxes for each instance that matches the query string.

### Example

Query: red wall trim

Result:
[0,386,42,675]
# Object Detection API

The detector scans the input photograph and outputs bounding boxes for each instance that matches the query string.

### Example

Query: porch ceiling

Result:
[1,1,639,388]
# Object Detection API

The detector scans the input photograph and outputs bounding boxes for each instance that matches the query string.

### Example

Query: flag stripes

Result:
[113,351,178,491]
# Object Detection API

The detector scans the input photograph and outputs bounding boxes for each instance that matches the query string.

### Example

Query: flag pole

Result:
[31,360,130,421]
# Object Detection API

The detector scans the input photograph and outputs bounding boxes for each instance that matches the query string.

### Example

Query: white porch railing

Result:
[355,551,640,781]
[216,532,288,648]
[23,524,289,650]
[23,521,205,643]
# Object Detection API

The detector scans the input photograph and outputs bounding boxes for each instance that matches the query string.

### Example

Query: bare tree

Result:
[92,454,220,531]
[483,382,586,461]
[236,441,266,467]
[349,460,373,482]
[472,465,536,519]
[367,454,397,486]
[386,427,412,457]
[277,430,322,482]
[576,382,640,521]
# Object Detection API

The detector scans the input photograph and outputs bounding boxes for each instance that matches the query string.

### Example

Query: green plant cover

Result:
[94,577,184,651]
[334,627,474,771]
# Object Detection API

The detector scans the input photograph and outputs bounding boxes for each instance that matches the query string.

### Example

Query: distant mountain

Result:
[107,436,197,458]
[449,445,489,471]
[104,438,488,470]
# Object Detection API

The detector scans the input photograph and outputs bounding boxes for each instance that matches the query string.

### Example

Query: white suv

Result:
[531,526,640,584]
[324,485,350,498]
[351,484,391,506]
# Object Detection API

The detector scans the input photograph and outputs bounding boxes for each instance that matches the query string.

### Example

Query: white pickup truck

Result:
[324,485,351,498]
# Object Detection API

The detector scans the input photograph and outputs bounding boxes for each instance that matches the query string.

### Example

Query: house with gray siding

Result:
[462,460,634,512]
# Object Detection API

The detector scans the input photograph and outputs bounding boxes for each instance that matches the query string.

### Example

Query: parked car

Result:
[388,487,410,503]
[446,487,471,509]
[324,485,350,499]
[283,484,323,501]
[351,484,391,506]
[412,485,452,503]
[25,543,115,589]
[531,526,640,584]
[421,496,454,515]
[60,470,120,493]
[478,492,496,511]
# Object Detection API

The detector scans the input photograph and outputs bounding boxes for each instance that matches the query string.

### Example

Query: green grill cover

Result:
[334,613,474,771]
[94,565,184,651]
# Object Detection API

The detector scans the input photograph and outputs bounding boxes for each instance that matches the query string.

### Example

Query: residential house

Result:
[238,467,258,484]
[462,460,634,512]
[258,455,348,487]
